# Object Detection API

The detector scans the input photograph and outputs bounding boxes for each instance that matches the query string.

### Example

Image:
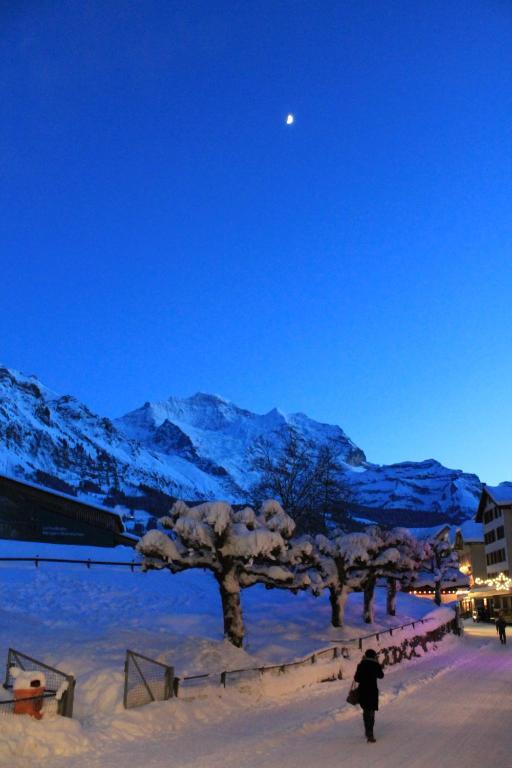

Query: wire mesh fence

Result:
[2,648,75,718]
[123,650,175,709]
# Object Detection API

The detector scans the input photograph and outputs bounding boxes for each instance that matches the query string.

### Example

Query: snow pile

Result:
[0,716,90,763]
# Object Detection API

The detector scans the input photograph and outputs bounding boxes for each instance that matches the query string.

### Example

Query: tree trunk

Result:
[329,583,350,627]
[363,575,376,623]
[386,578,397,616]
[434,580,442,606]
[216,571,244,647]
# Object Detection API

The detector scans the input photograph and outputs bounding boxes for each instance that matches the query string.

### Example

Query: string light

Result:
[475,572,512,591]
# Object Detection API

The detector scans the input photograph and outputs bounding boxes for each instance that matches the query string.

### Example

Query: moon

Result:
[286,114,294,125]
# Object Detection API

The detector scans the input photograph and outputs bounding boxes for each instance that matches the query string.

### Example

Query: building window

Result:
[485,530,496,545]
[496,525,505,540]
[487,549,507,566]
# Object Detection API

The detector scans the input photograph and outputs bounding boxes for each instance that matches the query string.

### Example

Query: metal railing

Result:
[3,648,75,718]
[123,650,175,709]
[177,644,350,695]
[176,615,446,696]
[352,617,434,650]
[0,556,142,570]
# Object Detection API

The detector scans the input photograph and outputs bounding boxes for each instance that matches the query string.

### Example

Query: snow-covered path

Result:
[48,622,511,768]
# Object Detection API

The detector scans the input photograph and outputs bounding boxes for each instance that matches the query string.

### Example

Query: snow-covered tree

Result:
[137,499,310,647]
[380,528,427,616]
[339,527,406,624]
[424,532,460,606]
[309,532,363,628]
[294,526,428,627]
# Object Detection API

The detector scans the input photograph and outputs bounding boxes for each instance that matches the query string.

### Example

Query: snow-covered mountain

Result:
[0,365,484,524]
[117,393,365,493]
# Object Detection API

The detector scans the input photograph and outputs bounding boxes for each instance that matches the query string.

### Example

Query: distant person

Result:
[354,648,384,743]
[496,613,507,645]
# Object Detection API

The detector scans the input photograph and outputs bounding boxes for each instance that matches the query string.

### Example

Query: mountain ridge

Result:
[0,365,487,525]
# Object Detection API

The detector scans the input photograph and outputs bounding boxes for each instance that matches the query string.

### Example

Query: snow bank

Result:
[0,716,90,764]
[0,539,456,765]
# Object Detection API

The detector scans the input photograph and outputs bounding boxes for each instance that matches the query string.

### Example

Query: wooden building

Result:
[0,474,128,547]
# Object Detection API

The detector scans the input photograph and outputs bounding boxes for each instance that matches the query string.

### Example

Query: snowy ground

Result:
[0,541,505,767]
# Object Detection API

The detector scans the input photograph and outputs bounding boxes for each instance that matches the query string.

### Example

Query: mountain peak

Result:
[186,392,231,405]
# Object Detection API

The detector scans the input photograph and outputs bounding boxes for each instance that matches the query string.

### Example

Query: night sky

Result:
[1,1,512,483]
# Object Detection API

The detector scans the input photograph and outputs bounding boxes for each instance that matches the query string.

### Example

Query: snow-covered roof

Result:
[485,484,512,505]
[407,521,483,546]
[407,524,450,541]
[475,484,512,521]
[457,520,483,543]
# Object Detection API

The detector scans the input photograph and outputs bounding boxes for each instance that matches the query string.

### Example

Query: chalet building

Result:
[459,485,512,622]
[475,484,512,577]
[0,474,129,547]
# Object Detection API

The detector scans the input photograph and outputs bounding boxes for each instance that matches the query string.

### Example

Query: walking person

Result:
[354,648,384,743]
[496,613,507,645]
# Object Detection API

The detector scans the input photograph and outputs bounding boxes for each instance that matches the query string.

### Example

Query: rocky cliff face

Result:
[0,365,483,523]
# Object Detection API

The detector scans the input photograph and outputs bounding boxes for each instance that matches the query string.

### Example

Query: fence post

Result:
[3,649,15,690]
[358,638,362,650]
[59,676,76,718]
[164,666,174,700]
[123,652,129,709]
[220,671,227,688]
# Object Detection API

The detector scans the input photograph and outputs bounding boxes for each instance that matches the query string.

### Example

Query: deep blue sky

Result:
[1,1,511,483]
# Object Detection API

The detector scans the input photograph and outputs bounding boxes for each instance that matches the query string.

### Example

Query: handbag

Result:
[346,680,359,706]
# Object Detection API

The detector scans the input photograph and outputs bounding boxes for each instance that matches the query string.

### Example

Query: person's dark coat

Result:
[354,657,384,711]
[496,618,507,634]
